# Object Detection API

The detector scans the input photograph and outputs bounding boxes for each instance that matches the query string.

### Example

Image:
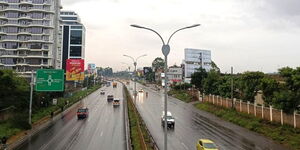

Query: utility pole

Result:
[231,66,234,108]
[29,70,34,125]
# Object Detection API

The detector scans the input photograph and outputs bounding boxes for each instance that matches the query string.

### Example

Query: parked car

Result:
[100,90,105,95]
[161,111,175,128]
[107,95,114,101]
[77,107,89,119]
[113,98,120,107]
[196,139,218,150]
[139,88,144,92]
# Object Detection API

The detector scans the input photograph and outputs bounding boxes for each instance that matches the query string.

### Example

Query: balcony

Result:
[0,15,8,20]
[19,0,33,6]
[18,16,32,20]
[0,0,9,5]
[0,30,6,35]
[18,31,31,35]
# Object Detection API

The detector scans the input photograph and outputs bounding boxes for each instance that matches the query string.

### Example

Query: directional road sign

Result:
[36,69,64,92]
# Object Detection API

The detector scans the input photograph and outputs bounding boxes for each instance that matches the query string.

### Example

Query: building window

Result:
[70,30,82,44]
[70,46,81,57]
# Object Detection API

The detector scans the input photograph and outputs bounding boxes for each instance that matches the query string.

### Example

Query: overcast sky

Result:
[61,0,300,73]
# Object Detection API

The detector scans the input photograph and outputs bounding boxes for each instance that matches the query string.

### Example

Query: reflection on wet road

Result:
[128,81,289,150]
[16,84,125,150]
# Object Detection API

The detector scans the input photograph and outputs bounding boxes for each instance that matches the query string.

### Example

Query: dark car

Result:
[77,107,89,119]
[100,90,105,95]
[107,95,114,101]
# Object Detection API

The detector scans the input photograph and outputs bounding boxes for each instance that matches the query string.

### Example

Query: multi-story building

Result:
[183,48,212,83]
[167,66,183,84]
[0,0,61,76]
[60,10,85,71]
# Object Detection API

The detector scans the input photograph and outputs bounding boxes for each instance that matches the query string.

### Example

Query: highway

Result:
[128,81,289,150]
[16,83,126,150]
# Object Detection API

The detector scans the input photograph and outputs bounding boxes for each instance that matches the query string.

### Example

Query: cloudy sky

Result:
[61,0,300,73]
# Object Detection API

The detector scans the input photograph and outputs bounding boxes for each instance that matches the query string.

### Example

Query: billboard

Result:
[66,59,84,81]
[88,63,96,74]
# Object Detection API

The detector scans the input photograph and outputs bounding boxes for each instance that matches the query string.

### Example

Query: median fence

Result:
[203,94,300,129]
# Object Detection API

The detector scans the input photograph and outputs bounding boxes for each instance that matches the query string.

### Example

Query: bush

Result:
[10,113,31,130]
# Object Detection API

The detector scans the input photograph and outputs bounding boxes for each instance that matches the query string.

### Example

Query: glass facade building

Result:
[60,11,85,71]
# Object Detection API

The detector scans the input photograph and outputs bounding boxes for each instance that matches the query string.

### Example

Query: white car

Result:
[161,111,175,128]
[139,89,144,92]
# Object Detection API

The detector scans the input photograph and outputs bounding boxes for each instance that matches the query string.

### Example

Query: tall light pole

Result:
[131,24,200,150]
[123,54,147,103]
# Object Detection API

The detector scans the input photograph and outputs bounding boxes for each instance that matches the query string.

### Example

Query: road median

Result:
[123,85,158,150]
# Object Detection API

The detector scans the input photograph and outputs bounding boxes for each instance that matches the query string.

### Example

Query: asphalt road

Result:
[128,82,289,150]
[16,83,125,150]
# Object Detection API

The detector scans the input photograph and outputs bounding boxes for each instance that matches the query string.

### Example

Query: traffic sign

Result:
[36,69,64,92]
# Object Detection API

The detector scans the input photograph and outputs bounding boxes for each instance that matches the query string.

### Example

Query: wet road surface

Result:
[128,82,289,150]
[16,84,125,150]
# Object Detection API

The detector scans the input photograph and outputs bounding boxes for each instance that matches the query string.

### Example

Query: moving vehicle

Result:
[113,82,117,88]
[138,88,144,92]
[113,98,120,107]
[161,111,175,128]
[196,139,218,150]
[100,90,105,95]
[77,107,89,119]
[106,82,111,87]
[107,95,114,101]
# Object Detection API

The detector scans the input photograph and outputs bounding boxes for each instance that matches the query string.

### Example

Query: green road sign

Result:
[36,69,64,92]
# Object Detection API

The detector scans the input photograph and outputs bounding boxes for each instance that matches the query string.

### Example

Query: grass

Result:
[168,89,194,103]
[194,102,300,150]
[125,86,155,150]
[0,85,101,141]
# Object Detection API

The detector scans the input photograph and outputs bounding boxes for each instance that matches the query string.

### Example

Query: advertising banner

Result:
[66,59,84,81]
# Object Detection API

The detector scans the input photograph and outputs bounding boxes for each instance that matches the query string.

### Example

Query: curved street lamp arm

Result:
[131,24,165,45]
[136,54,147,62]
[123,54,135,63]
[167,24,201,45]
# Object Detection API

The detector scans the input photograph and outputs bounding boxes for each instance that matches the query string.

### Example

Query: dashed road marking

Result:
[181,142,189,150]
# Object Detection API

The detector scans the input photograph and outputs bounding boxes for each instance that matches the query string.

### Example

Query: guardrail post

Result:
[254,101,257,116]
[270,105,273,122]
[281,109,283,125]
[240,100,242,112]
[247,101,250,114]
[294,111,297,128]
[262,104,264,119]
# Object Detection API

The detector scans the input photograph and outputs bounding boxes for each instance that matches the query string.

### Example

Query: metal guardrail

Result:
[122,83,132,150]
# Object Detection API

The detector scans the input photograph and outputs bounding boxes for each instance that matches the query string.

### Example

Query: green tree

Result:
[191,68,207,96]
[238,71,265,102]
[0,70,29,111]
[211,61,220,72]
[260,76,279,105]
[145,72,155,82]
[152,57,164,72]
[217,75,233,98]
[203,70,220,95]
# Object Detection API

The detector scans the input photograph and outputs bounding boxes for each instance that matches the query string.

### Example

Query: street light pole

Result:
[123,54,147,103]
[29,70,34,125]
[131,24,200,150]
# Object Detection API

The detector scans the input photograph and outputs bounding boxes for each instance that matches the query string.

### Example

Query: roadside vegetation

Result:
[190,66,300,113]
[124,86,156,150]
[194,102,300,150]
[0,69,101,141]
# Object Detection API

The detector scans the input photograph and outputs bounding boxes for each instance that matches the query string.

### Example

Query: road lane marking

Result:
[100,131,103,137]
[181,142,189,150]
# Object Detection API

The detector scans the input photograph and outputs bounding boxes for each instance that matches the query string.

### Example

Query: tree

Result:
[145,72,155,82]
[260,76,279,105]
[152,57,165,72]
[203,70,220,95]
[191,68,207,96]
[238,71,265,102]
[217,75,233,98]
[0,70,29,111]
[211,61,220,72]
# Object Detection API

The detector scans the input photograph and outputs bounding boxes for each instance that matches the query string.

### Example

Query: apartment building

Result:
[60,10,85,71]
[0,0,61,76]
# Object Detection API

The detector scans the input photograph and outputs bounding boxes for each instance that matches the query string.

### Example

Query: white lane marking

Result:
[100,131,103,137]
[181,142,189,150]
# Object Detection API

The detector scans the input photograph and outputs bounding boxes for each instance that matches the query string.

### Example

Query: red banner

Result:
[66,59,84,81]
